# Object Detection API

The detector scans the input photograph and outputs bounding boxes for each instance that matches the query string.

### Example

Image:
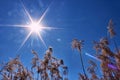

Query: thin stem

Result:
[79,50,87,79]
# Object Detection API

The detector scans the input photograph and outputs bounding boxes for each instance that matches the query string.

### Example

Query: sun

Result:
[29,22,43,33]
[0,0,60,52]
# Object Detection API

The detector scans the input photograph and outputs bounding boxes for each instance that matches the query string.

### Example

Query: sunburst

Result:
[0,0,59,52]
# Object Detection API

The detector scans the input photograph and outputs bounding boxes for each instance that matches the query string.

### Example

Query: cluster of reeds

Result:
[0,47,68,80]
[72,19,120,80]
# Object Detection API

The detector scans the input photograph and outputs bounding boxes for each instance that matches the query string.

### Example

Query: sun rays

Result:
[0,0,59,52]
[19,0,51,49]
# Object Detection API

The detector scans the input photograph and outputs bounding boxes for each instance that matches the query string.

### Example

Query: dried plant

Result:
[93,37,114,57]
[100,37,109,46]
[0,47,68,80]
[93,41,101,54]
[107,19,116,38]
[87,60,99,80]
[107,19,119,53]
[72,39,87,79]
[72,39,84,52]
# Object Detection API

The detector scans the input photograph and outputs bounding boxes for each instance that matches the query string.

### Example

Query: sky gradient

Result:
[0,0,120,79]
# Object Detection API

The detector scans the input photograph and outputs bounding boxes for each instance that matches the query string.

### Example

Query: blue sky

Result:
[0,0,120,79]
